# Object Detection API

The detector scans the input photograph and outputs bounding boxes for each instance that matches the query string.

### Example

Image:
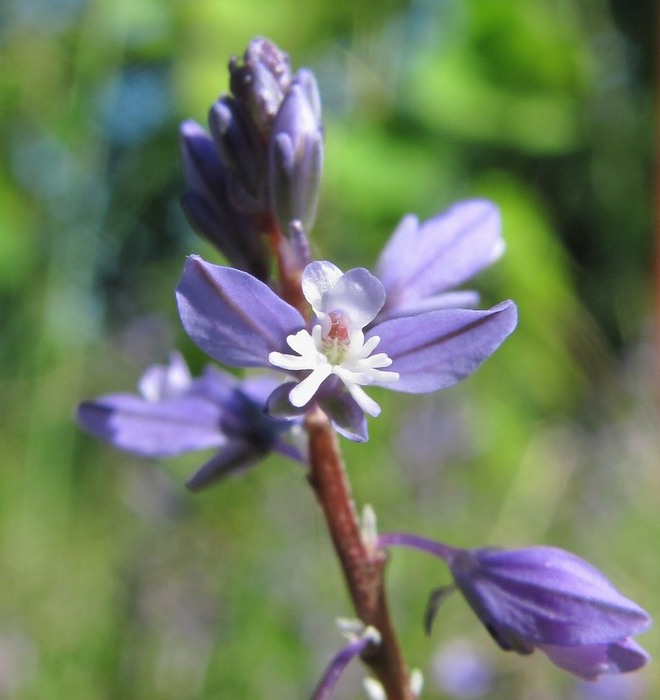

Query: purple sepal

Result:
[376,290,481,321]
[176,256,306,368]
[77,393,226,457]
[375,200,504,322]
[369,300,517,393]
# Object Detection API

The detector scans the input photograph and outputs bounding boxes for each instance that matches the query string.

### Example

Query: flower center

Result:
[267,262,400,417]
[322,311,350,365]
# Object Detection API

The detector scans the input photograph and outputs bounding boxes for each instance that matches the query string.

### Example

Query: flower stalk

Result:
[264,215,309,321]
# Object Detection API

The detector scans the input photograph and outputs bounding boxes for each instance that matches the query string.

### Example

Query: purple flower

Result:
[176,256,517,440]
[378,534,651,680]
[77,352,303,490]
[374,199,505,323]
[269,261,399,417]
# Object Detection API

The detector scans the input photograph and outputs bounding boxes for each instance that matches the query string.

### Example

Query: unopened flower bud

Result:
[179,120,270,280]
[292,67,322,122]
[208,96,266,213]
[378,533,652,681]
[269,81,323,233]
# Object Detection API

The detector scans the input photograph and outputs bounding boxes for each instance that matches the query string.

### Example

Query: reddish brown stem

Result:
[268,217,412,698]
[304,407,413,700]
[262,214,308,318]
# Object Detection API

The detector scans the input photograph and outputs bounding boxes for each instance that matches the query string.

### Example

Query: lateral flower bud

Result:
[377,533,652,681]
[269,78,324,233]
[179,120,270,280]
[208,96,266,213]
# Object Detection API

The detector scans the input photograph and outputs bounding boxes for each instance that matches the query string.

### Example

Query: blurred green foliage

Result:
[0,0,656,697]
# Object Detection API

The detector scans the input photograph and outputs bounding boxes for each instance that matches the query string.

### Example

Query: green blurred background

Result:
[0,0,657,697]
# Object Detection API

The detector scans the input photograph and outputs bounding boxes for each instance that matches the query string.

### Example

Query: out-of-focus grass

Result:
[0,0,656,697]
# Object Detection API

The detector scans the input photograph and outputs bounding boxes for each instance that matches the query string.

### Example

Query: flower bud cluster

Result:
[180,37,323,281]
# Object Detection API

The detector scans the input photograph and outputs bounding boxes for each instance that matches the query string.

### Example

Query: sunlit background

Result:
[0,0,656,697]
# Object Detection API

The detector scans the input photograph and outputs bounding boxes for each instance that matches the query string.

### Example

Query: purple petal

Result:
[324,267,386,327]
[540,639,650,680]
[302,260,343,311]
[376,290,481,322]
[303,262,386,325]
[369,301,517,393]
[176,255,305,368]
[376,200,504,317]
[77,394,226,457]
